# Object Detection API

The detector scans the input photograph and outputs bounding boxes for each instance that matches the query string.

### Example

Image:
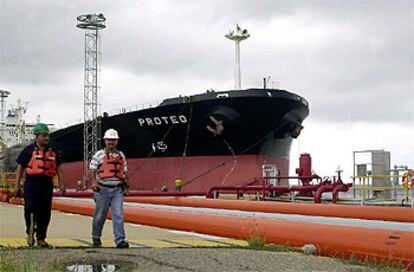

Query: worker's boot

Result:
[37,239,50,248]
[93,237,102,247]
[27,213,35,247]
[116,240,129,249]
[26,234,35,247]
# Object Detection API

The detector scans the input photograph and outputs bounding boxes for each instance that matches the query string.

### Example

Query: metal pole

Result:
[234,40,241,90]
[77,14,106,184]
[352,151,356,199]
[393,168,398,200]
[362,177,366,205]
[225,25,250,90]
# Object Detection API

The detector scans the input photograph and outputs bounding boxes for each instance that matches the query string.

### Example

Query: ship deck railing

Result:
[1,172,68,192]
[1,172,20,191]
[348,175,413,205]
[56,101,162,129]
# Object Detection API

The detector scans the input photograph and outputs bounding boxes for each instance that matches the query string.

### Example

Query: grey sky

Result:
[1,0,412,124]
[0,0,413,174]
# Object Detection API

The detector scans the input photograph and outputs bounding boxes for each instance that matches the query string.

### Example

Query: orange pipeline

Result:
[124,197,414,223]
[52,199,413,266]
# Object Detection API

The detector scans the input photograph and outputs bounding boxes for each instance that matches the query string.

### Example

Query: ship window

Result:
[216,93,229,98]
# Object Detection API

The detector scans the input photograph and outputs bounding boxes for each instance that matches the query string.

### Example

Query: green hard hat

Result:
[33,123,49,135]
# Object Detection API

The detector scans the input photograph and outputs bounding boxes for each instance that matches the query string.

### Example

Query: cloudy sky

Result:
[1,0,413,179]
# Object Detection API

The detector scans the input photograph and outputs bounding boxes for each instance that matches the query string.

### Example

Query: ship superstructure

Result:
[0,94,55,171]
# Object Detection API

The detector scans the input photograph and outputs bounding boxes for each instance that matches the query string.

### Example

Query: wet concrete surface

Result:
[0,247,389,272]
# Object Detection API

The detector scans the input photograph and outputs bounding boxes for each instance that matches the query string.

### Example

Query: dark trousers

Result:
[23,180,53,240]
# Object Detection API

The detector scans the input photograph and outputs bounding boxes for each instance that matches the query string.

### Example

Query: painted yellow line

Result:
[51,239,90,247]
[219,239,249,247]
[156,239,193,247]
[167,239,234,247]
[0,238,247,248]
[0,238,27,247]
[166,239,221,247]
[136,239,183,248]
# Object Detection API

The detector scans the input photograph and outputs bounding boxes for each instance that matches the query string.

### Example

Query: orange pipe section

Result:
[52,199,413,265]
[124,197,414,223]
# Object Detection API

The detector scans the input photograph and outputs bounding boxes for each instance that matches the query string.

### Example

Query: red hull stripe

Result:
[61,155,289,191]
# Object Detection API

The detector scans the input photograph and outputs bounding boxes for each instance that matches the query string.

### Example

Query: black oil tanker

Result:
[48,88,309,191]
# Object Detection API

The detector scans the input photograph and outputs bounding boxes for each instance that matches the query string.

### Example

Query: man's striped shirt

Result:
[89,149,128,186]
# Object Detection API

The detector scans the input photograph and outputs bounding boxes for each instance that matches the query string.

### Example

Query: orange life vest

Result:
[402,172,413,189]
[97,152,126,180]
[25,148,57,177]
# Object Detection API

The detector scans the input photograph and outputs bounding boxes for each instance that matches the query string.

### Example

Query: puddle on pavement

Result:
[66,263,121,271]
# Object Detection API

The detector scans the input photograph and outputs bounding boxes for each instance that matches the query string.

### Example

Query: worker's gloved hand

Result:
[91,183,100,192]
[15,189,22,198]
[123,182,129,196]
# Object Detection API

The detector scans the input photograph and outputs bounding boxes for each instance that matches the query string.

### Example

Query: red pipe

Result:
[314,185,333,203]
[53,191,93,197]
[127,191,206,197]
[206,185,322,199]
[333,184,350,204]
[51,191,206,198]
[51,199,414,266]
[262,176,321,180]
[315,183,353,204]
[207,181,351,203]
[124,197,414,223]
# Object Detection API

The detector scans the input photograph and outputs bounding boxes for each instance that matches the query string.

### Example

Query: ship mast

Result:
[225,25,250,90]
[0,90,11,143]
[77,13,106,183]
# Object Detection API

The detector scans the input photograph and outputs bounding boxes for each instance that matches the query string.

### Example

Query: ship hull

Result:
[61,154,289,191]
[49,88,309,191]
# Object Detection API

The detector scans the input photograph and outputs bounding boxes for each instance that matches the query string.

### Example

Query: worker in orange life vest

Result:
[15,123,65,247]
[90,128,129,248]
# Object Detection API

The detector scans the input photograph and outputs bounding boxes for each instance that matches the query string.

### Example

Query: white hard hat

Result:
[103,129,119,139]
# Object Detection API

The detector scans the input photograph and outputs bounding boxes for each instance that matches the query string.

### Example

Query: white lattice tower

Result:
[77,13,106,182]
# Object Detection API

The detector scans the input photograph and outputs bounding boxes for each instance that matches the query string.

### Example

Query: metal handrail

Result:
[350,175,412,205]
[56,100,163,129]
[352,186,407,190]
[1,172,21,191]
[350,175,406,179]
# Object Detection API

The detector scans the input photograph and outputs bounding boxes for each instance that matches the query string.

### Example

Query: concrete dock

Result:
[0,202,397,271]
[0,203,245,248]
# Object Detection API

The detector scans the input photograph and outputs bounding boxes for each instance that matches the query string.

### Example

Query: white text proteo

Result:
[138,115,188,127]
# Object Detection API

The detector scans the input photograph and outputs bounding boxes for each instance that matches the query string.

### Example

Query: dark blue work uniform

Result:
[16,143,62,240]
